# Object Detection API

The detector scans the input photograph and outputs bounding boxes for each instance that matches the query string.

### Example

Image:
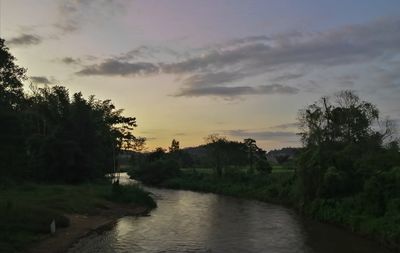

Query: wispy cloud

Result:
[76,59,159,76]
[114,46,180,61]
[30,76,57,84]
[270,122,300,130]
[271,73,304,82]
[7,33,41,47]
[59,57,81,65]
[224,129,298,141]
[335,74,359,87]
[75,17,400,98]
[174,132,187,136]
[55,0,127,33]
[227,35,271,45]
[181,71,247,87]
[371,62,400,90]
[174,84,299,98]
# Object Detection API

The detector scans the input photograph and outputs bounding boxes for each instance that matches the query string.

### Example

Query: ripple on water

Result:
[68,174,393,253]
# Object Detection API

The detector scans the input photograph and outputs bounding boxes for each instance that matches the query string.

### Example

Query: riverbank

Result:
[0,182,156,253]
[161,171,399,252]
[30,203,150,253]
[163,169,296,206]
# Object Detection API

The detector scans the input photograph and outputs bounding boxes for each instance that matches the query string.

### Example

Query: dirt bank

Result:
[29,203,150,253]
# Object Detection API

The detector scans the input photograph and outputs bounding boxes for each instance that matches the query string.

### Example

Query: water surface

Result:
[68,175,392,253]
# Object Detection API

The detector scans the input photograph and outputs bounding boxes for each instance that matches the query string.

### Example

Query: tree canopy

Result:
[297,90,399,203]
[0,37,143,183]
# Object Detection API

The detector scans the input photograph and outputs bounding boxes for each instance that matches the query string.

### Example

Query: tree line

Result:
[129,135,272,184]
[129,90,400,249]
[0,38,143,183]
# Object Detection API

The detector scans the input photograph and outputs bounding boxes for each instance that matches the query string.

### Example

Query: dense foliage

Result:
[149,91,400,250]
[128,142,181,184]
[0,38,141,183]
[129,136,271,185]
[296,91,400,249]
[297,91,399,204]
[0,38,156,252]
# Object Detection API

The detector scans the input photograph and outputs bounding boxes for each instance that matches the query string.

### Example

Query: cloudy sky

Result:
[2,0,400,150]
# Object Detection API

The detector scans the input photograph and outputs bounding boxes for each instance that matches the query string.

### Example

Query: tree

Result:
[297,90,397,201]
[0,38,26,109]
[131,137,146,152]
[243,138,271,174]
[0,36,144,183]
[244,138,257,172]
[298,90,379,147]
[129,145,182,185]
[204,135,259,177]
[205,134,228,177]
[169,139,180,153]
[255,147,272,174]
[23,86,143,182]
[148,147,166,162]
[0,38,27,179]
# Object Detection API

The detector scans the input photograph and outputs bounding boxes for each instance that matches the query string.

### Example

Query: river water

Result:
[68,175,392,253]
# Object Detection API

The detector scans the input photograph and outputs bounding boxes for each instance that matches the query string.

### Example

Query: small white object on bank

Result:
[50,219,56,234]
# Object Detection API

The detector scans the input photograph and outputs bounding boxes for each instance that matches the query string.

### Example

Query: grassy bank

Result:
[161,168,399,252]
[166,168,296,205]
[0,182,156,253]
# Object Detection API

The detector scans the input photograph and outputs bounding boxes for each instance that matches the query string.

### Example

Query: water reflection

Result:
[68,174,392,253]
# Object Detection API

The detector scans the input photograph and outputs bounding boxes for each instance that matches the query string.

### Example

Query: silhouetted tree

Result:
[244,138,257,172]
[169,139,180,153]
[148,147,166,162]
[0,38,27,179]
[255,147,271,174]
[205,134,228,177]
[297,90,398,201]
[0,38,26,109]
[0,37,144,183]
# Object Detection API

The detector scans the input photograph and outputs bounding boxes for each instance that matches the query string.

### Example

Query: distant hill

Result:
[119,146,301,167]
[182,145,207,157]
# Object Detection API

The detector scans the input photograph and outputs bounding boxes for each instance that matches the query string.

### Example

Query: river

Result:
[68,174,392,253]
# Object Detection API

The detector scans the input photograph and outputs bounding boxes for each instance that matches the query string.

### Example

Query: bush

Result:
[110,183,156,208]
[321,166,349,198]
[255,158,272,174]
[130,158,181,185]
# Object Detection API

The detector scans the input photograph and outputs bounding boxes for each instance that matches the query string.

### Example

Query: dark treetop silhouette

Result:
[0,37,143,183]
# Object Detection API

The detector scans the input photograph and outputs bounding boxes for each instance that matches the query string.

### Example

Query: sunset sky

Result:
[2,0,400,150]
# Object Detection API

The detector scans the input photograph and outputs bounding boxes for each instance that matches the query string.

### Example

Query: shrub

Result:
[321,166,349,198]
[130,158,181,185]
[255,158,272,174]
[110,183,156,208]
